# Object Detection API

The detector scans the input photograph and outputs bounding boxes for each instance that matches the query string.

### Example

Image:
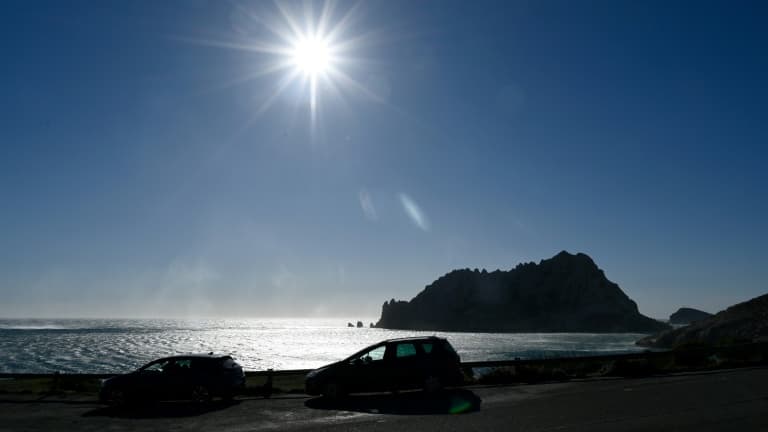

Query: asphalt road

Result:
[1,367,767,431]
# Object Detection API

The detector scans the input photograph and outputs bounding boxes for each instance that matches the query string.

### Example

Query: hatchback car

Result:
[305,336,464,398]
[99,353,245,404]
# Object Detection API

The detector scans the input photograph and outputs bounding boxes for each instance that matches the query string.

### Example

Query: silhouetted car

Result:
[305,336,464,398]
[99,353,245,404]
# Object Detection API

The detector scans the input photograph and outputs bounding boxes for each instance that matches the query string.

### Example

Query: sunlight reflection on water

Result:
[0,318,648,373]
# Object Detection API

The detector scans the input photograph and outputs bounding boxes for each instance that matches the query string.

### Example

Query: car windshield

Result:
[221,357,237,368]
[140,360,169,373]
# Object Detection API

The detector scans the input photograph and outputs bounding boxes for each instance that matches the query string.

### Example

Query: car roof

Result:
[383,336,447,344]
[343,336,449,361]
[157,353,231,361]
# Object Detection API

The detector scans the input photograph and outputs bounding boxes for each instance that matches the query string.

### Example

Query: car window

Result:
[440,341,458,355]
[422,343,433,354]
[396,343,417,358]
[143,360,168,373]
[174,359,192,370]
[163,358,192,374]
[354,345,386,364]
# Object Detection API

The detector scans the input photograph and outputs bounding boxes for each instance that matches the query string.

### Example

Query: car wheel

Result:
[191,385,212,404]
[424,375,442,393]
[323,381,345,399]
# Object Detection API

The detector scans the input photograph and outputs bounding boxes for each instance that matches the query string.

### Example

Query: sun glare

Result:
[292,37,331,77]
[195,1,376,127]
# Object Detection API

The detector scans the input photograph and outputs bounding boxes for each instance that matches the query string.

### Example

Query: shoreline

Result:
[0,320,650,373]
[2,342,766,398]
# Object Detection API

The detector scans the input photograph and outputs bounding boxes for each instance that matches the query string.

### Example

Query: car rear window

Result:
[439,340,458,355]
[191,358,214,370]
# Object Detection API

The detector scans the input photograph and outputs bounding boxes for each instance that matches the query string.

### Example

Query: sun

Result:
[190,1,378,127]
[292,36,332,78]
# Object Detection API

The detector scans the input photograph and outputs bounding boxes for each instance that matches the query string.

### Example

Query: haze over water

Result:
[0,318,647,374]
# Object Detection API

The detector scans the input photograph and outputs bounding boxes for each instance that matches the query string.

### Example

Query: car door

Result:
[344,344,389,393]
[163,357,194,399]
[134,359,172,400]
[389,342,424,390]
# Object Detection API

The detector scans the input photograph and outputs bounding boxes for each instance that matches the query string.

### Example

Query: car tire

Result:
[322,381,346,399]
[191,385,212,404]
[424,375,442,394]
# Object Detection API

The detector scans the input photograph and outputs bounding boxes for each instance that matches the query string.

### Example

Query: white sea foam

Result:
[0,318,648,373]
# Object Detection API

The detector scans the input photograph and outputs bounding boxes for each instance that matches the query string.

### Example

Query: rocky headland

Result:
[669,307,713,325]
[376,251,668,333]
[637,292,768,348]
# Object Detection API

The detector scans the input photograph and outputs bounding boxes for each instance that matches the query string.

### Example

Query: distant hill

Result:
[669,307,713,325]
[638,293,768,348]
[375,251,669,333]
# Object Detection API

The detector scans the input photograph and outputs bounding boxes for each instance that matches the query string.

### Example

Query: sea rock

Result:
[347,322,354,327]
[356,321,363,328]
[669,307,713,325]
[375,251,668,333]
[637,292,768,348]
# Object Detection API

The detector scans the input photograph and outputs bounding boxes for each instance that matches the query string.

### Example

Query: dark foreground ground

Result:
[1,367,766,432]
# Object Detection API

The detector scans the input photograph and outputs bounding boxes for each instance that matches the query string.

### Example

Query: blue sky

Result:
[1,0,766,319]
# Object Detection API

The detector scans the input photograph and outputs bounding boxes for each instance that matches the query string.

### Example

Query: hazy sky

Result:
[1,0,766,320]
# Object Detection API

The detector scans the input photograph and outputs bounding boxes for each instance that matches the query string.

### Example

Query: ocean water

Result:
[0,318,649,373]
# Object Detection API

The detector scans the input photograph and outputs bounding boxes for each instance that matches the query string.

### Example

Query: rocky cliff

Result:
[637,293,768,348]
[376,251,668,333]
[669,307,713,325]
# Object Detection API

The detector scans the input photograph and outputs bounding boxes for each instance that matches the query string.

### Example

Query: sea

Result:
[0,318,649,374]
